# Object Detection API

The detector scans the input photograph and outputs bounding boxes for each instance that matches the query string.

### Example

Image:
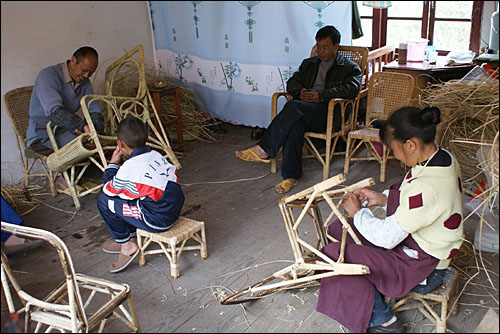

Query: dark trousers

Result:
[258,100,328,180]
[97,194,169,243]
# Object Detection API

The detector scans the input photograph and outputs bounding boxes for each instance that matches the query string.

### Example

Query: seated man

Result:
[26,46,105,190]
[236,25,361,194]
[97,116,185,273]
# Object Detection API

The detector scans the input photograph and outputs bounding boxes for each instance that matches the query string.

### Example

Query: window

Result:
[352,1,482,54]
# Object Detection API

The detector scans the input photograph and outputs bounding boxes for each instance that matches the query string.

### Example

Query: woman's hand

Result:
[341,192,362,218]
[110,146,123,165]
[355,188,387,207]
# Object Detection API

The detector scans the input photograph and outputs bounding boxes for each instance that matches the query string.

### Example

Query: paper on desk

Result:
[446,50,475,65]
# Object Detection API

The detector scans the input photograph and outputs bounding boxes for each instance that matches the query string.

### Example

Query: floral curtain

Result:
[149,1,352,128]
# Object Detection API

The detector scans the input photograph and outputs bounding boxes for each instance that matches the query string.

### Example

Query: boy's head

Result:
[117,116,148,150]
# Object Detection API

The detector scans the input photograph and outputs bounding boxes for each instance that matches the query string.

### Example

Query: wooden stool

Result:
[388,267,461,333]
[136,216,207,278]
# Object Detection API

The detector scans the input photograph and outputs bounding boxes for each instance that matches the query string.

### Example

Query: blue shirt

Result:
[26,62,101,146]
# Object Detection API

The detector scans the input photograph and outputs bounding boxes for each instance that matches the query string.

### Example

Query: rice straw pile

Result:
[108,63,219,143]
[421,79,499,204]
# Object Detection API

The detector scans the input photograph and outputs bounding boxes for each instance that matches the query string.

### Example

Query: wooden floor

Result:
[2,123,498,333]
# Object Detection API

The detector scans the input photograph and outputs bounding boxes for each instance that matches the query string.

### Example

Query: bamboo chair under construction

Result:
[270,46,369,181]
[1,221,141,333]
[4,86,56,197]
[45,44,180,209]
[221,174,374,304]
[343,71,415,182]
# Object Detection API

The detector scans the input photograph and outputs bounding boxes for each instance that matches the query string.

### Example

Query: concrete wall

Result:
[481,1,499,51]
[1,1,155,184]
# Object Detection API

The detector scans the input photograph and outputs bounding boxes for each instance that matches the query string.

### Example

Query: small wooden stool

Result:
[136,216,207,279]
[388,267,461,333]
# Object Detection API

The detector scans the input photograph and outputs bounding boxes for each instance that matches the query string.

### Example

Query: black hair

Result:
[72,46,98,62]
[380,106,441,147]
[117,116,148,149]
[315,25,341,45]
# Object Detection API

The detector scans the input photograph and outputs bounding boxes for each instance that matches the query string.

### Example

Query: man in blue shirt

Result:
[26,46,104,156]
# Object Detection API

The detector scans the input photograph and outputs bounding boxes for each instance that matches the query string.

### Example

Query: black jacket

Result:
[286,52,362,104]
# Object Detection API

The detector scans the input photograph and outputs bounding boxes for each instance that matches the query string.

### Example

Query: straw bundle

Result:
[109,63,219,143]
[1,184,42,216]
[421,80,499,194]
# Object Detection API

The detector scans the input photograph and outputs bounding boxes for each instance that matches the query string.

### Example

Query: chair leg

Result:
[137,234,146,267]
[63,169,81,210]
[169,239,179,279]
[200,227,208,260]
[271,158,277,174]
[323,141,331,181]
[344,137,352,177]
[48,169,57,197]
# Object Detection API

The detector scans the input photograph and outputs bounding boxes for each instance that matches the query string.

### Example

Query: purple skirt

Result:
[315,220,438,332]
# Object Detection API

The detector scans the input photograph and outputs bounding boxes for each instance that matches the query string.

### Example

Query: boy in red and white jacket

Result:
[97,116,184,273]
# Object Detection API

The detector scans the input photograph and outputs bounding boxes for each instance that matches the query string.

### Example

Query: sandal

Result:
[103,237,137,254]
[275,179,298,194]
[236,149,271,164]
[110,248,139,273]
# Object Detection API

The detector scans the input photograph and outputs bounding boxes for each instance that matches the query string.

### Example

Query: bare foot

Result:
[235,145,269,160]
[56,175,69,190]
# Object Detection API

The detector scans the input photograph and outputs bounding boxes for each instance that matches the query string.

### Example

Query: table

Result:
[149,85,184,151]
[383,56,475,102]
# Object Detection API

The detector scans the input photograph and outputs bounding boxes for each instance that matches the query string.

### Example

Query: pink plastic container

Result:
[407,39,428,62]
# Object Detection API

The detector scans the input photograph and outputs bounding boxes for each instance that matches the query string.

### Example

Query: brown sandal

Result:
[110,249,139,273]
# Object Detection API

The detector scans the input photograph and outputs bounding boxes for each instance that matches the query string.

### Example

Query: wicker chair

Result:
[4,86,56,196]
[1,221,141,333]
[270,46,369,180]
[343,72,415,182]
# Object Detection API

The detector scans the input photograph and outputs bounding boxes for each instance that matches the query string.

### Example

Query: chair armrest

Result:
[326,98,357,135]
[271,92,292,119]
[18,290,71,312]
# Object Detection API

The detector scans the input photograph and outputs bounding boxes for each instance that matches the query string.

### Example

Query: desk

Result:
[149,86,184,151]
[383,56,475,102]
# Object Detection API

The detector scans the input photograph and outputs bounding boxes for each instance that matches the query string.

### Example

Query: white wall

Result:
[1,1,155,184]
[481,1,498,51]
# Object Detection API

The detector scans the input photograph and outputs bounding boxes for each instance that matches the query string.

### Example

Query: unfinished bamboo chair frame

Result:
[4,86,56,197]
[270,46,369,181]
[136,216,207,279]
[344,71,415,182]
[221,174,374,305]
[99,44,180,168]
[1,221,141,333]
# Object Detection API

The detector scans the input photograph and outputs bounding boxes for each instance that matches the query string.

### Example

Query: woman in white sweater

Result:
[316,106,464,333]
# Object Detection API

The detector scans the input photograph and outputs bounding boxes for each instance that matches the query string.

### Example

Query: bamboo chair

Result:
[387,266,461,333]
[1,221,141,333]
[343,72,415,182]
[221,174,374,304]
[4,86,56,196]
[270,46,369,180]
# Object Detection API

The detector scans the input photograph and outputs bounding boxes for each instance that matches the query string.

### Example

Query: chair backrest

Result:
[4,86,34,148]
[366,71,415,123]
[1,221,88,331]
[310,45,369,86]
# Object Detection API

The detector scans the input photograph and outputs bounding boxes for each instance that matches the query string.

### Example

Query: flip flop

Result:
[110,248,139,273]
[275,179,298,194]
[236,149,271,164]
[103,237,137,254]
[103,242,122,254]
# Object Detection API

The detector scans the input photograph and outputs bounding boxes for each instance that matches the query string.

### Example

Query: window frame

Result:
[357,1,482,54]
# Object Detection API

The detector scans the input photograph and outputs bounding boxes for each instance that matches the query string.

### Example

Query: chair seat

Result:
[137,216,208,278]
[347,126,380,140]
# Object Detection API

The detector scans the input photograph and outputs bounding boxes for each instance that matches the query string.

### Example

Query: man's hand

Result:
[83,124,90,133]
[354,188,387,207]
[341,192,362,218]
[300,88,320,103]
[109,146,123,165]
